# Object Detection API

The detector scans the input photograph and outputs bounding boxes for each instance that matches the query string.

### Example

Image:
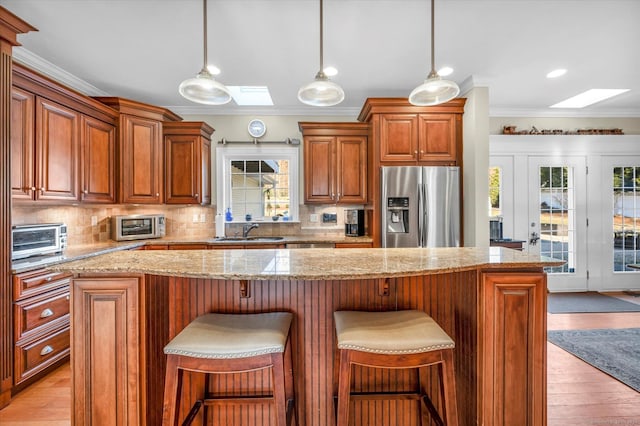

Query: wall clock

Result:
[248,119,266,138]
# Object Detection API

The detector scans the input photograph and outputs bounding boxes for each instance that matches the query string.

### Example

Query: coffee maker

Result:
[345,209,365,237]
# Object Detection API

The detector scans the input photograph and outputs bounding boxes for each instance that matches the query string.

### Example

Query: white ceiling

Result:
[2,0,638,117]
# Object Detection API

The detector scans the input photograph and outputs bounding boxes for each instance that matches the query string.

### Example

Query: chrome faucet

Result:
[242,223,259,238]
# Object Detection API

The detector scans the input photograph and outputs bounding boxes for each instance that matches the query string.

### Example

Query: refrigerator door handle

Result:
[417,183,424,247]
[422,183,429,246]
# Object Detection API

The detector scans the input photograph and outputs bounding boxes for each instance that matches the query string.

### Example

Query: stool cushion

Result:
[334,310,454,354]
[164,312,293,359]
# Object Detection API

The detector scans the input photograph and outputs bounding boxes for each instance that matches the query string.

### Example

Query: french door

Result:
[527,156,588,291]
[598,156,640,290]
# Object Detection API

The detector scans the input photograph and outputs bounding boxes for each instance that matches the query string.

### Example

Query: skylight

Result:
[550,89,629,108]
[227,86,274,106]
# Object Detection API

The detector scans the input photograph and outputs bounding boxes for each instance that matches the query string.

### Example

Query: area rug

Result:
[547,292,640,313]
[547,328,640,392]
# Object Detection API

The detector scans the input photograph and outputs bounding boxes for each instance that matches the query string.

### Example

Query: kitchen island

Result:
[53,247,560,426]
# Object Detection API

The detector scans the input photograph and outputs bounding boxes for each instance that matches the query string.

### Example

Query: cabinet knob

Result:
[156,193,160,197]
[30,187,36,191]
[194,193,199,198]
[40,345,54,356]
[414,150,418,155]
[40,308,54,318]
[84,189,88,194]
[46,277,52,282]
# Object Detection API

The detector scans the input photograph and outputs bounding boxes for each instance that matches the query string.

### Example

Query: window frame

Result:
[216,145,299,223]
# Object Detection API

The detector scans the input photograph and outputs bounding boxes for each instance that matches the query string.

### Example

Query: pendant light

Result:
[298,0,345,107]
[409,0,459,106]
[179,0,232,105]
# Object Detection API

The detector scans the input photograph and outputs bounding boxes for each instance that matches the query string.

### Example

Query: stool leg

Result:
[440,350,459,426]
[271,353,288,426]
[336,350,352,426]
[162,355,183,426]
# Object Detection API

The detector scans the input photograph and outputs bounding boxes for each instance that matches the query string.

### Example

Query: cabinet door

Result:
[379,114,418,162]
[481,272,547,426]
[336,136,367,203]
[11,87,35,200]
[120,115,162,204]
[35,97,79,201]
[80,116,116,203]
[418,114,456,162]
[165,134,201,204]
[304,136,335,203]
[73,276,142,425]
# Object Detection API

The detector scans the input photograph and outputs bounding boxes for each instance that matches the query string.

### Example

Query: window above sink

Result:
[216,145,299,223]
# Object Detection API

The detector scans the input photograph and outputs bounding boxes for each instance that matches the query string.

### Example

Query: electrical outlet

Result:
[192,214,199,223]
[91,216,98,226]
[200,213,206,223]
[309,214,319,223]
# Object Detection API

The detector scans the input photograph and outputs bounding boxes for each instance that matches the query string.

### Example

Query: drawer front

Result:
[15,286,70,339]
[15,325,70,385]
[14,269,72,300]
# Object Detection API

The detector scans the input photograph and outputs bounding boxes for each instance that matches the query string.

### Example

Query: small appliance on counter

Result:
[489,216,503,241]
[344,209,365,237]
[111,214,166,241]
[11,223,67,261]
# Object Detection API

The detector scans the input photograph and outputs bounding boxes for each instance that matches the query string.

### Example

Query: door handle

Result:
[529,231,540,246]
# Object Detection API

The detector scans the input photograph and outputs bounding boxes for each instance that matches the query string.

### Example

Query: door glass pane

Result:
[613,166,640,271]
[539,166,574,273]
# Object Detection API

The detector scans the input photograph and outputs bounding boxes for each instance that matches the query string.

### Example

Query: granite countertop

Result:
[11,235,373,274]
[49,247,563,280]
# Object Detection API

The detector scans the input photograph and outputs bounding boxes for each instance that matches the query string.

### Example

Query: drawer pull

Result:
[46,277,52,282]
[40,345,54,356]
[40,308,54,318]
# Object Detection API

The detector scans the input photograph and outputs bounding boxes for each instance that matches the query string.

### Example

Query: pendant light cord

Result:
[203,0,208,69]
[319,0,324,72]
[430,0,435,74]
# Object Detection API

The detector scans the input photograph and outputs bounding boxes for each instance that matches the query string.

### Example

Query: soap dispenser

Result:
[225,208,233,222]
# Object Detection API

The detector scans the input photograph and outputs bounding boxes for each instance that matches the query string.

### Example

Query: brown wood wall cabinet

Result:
[10,64,119,204]
[163,121,214,205]
[68,267,548,426]
[94,97,181,205]
[358,98,466,247]
[299,122,369,204]
[1,8,37,409]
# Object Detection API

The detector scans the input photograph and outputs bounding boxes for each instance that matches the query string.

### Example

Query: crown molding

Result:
[12,47,109,96]
[489,107,640,118]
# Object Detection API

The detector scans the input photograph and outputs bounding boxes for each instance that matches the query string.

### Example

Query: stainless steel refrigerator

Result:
[381,166,460,248]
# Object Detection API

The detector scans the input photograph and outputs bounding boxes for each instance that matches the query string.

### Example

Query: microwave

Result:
[111,214,166,241]
[12,223,68,261]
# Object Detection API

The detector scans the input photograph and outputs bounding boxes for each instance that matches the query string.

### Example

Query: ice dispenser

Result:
[386,197,409,233]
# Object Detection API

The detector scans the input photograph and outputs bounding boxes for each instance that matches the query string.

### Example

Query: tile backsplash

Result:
[12,204,367,246]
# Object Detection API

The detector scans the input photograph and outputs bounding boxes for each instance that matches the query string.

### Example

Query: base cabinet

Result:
[481,271,547,426]
[12,269,71,388]
[72,276,143,426]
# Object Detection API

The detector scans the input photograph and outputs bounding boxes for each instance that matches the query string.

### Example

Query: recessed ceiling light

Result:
[550,89,630,108]
[323,66,338,77]
[206,65,221,75]
[438,66,454,77]
[546,69,567,78]
[227,86,274,106]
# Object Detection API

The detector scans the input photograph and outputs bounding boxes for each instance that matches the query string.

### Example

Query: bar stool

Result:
[334,310,458,426]
[162,312,296,426]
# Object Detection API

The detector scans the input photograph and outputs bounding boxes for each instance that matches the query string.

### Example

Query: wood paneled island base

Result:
[56,248,559,425]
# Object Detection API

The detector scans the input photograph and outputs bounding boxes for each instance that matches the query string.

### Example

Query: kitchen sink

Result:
[214,236,284,242]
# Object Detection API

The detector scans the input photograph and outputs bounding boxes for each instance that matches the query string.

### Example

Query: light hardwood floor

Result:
[1,312,639,425]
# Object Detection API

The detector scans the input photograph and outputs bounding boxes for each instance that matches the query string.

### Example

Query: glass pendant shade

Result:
[179,0,232,106]
[409,70,460,106]
[179,68,232,105]
[298,71,345,107]
[409,0,459,106]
